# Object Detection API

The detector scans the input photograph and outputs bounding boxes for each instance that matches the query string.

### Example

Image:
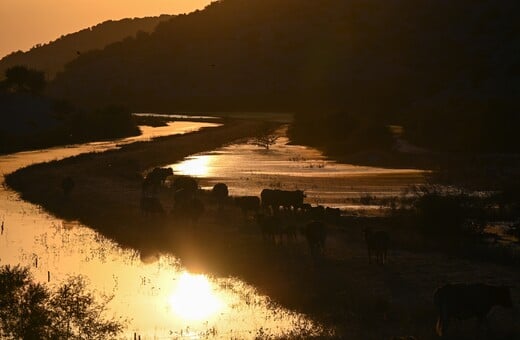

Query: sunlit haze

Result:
[0,0,212,58]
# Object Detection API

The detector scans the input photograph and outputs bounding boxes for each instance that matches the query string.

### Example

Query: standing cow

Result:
[364,228,389,264]
[142,167,173,198]
[235,196,260,218]
[212,183,229,208]
[261,189,305,212]
[302,220,327,256]
[434,283,513,337]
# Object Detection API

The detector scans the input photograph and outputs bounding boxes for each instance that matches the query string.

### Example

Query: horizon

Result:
[0,0,212,59]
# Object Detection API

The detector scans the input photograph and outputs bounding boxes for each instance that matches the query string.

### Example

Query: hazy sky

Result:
[0,0,212,58]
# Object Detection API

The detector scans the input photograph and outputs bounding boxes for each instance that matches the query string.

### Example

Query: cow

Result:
[364,228,389,264]
[256,213,280,243]
[260,189,305,212]
[433,283,513,337]
[306,205,325,220]
[302,220,327,256]
[325,207,341,224]
[234,196,261,218]
[142,167,173,197]
[140,196,164,215]
[171,176,198,205]
[172,197,205,224]
[147,167,173,185]
[172,176,198,195]
[212,183,229,207]
[279,224,298,243]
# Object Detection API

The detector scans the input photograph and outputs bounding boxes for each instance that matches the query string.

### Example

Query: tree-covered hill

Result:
[48,0,520,153]
[0,15,172,79]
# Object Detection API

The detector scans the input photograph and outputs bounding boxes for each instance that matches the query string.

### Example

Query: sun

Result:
[168,272,224,321]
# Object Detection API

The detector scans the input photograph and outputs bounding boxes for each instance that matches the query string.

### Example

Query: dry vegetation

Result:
[5,120,520,340]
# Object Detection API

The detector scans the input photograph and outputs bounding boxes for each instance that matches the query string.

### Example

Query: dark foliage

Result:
[0,91,140,154]
[289,111,394,155]
[0,265,124,339]
[408,186,486,247]
[0,66,45,94]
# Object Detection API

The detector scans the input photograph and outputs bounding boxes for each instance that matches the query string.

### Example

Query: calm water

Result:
[0,121,327,339]
[170,126,425,212]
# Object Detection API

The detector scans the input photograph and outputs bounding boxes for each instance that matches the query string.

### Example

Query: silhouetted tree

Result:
[251,134,279,150]
[2,66,45,94]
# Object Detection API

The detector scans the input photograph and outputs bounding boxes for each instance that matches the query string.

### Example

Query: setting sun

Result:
[168,272,224,321]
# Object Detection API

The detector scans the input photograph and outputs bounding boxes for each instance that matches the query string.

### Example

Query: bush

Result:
[0,265,124,339]
[411,186,473,243]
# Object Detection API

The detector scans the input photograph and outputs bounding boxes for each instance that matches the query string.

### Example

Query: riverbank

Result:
[5,119,520,339]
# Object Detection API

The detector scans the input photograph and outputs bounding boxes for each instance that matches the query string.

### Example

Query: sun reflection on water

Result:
[174,155,213,177]
[168,272,224,321]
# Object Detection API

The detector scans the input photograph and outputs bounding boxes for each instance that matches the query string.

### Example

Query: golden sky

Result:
[0,0,212,58]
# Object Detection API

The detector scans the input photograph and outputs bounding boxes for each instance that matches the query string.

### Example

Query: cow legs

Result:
[435,316,443,337]
[436,303,450,337]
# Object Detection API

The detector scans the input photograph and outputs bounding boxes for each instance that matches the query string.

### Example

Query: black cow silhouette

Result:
[172,197,205,224]
[212,183,229,207]
[364,228,389,264]
[142,167,173,197]
[434,283,513,337]
[171,176,198,200]
[279,224,298,243]
[261,189,305,212]
[256,213,280,243]
[140,196,164,215]
[325,207,341,223]
[303,220,327,256]
[235,196,260,218]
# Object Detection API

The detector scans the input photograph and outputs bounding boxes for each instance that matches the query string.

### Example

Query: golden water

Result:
[170,126,424,211]
[0,121,326,339]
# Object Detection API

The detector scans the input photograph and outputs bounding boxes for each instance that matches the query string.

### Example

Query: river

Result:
[0,121,327,339]
[169,126,424,213]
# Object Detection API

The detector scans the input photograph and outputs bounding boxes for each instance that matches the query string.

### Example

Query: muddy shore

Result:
[5,119,520,339]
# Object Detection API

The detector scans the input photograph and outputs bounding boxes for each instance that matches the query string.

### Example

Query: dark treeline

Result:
[0,66,139,154]
[0,15,172,79]
[47,0,520,153]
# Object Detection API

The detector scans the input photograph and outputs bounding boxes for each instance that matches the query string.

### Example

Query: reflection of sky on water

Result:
[0,122,326,338]
[134,113,220,120]
[170,126,425,209]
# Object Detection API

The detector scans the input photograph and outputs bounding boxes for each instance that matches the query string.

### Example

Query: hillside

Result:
[47,0,520,153]
[0,15,172,79]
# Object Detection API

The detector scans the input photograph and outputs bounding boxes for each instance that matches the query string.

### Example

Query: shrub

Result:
[0,265,124,339]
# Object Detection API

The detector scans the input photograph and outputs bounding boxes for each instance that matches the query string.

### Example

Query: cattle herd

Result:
[139,168,516,337]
